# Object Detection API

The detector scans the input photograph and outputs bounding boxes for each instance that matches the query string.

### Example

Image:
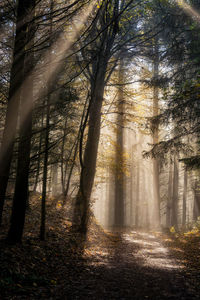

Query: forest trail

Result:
[1,204,200,300]
[51,230,200,300]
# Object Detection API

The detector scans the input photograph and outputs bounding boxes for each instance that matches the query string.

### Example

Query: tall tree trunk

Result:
[52,163,58,197]
[6,0,35,243]
[143,169,149,229]
[152,37,160,228]
[114,59,125,228]
[0,0,31,226]
[63,99,92,204]
[63,140,79,201]
[61,119,67,195]
[33,113,44,192]
[72,0,119,234]
[171,154,179,228]
[182,168,187,226]
[166,160,173,227]
[40,0,53,240]
[193,181,200,221]
[107,168,114,228]
[73,68,106,233]
[40,94,50,241]
[135,161,140,228]
[130,146,134,227]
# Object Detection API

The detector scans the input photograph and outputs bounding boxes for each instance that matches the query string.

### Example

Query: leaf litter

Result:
[0,194,200,299]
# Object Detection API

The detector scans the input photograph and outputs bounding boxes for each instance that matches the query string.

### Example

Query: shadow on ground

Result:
[1,195,200,299]
[51,230,199,300]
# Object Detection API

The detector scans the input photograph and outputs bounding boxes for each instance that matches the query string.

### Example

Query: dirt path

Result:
[52,230,199,300]
[1,228,200,299]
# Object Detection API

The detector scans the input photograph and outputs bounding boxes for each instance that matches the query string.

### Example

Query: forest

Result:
[0,0,200,299]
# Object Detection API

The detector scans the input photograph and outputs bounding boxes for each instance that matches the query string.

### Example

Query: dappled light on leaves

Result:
[124,231,184,270]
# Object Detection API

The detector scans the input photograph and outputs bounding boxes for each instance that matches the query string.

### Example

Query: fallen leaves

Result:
[0,195,200,299]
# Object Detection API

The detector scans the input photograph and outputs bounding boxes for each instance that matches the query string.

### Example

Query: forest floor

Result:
[0,194,200,299]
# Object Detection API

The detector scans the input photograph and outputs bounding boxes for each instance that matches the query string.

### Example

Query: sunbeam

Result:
[176,0,200,21]
[0,0,96,164]
[2,0,200,297]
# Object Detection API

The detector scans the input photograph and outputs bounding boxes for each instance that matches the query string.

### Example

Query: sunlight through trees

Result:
[1,1,200,297]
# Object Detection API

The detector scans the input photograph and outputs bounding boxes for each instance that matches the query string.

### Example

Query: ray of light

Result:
[176,0,200,22]
[0,0,96,163]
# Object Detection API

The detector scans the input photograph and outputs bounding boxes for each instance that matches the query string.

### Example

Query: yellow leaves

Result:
[56,201,62,209]
[170,226,176,233]
[184,227,200,236]
[177,0,184,6]
[96,0,103,9]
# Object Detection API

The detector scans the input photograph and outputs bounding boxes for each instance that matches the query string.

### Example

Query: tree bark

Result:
[182,168,187,226]
[166,161,173,227]
[0,0,31,226]
[61,119,68,195]
[171,154,179,228]
[6,0,35,243]
[152,37,161,228]
[73,69,106,233]
[193,181,200,221]
[135,161,140,228]
[40,0,53,241]
[33,113,44,192]
[114,59,125,228]
[72,0,120,234]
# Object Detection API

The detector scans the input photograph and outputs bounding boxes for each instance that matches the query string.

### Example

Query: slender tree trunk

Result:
[130,146,134,227]
[0,0,31,226]
[114,59,125,228]
[40,0,53,240]
[182,169,187,226]
[166,161,173,227]
[52,163,58,196]
[107,168,114,228]
[63,98,91,204]
[152,37,160,228]
[73,68,106,233]
[33,113,44,192]
[40,97,50,241]
[61,119,67,194]
[135,161,140,228]
[63,140,79,201]
[143,169,149,229]
[193,181,200,221]
[171,154,179,228]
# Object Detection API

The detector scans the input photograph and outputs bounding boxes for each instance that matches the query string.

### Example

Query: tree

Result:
[114,58,125,227]
[73,0,140,233]
[0,0,34,226]
[6,0,36,244]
